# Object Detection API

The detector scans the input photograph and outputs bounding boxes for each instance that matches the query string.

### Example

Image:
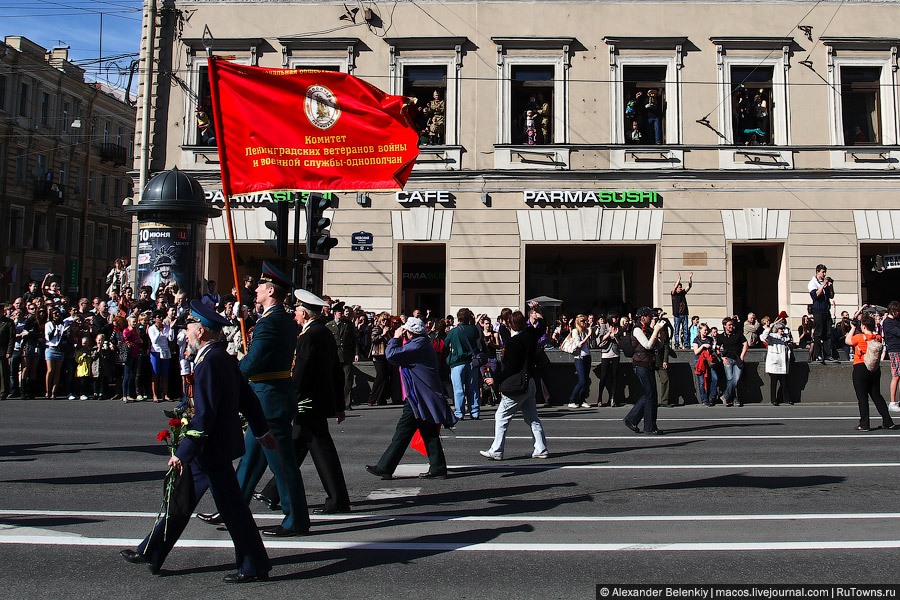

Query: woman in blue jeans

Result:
[566,315,594,408]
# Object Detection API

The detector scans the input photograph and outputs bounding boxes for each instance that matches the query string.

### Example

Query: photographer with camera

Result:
[762,311,794,405]
[623,307,667,434]
[808,264,838,364]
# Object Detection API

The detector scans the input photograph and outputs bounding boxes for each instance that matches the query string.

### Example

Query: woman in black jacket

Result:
[478,311,549,460]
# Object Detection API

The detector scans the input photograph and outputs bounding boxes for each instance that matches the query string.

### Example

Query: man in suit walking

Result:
[258,289,351,514]
[120,301,276,583]
[197,262,310,536]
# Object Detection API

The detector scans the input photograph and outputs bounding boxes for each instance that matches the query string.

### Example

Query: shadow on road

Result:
[634,473,845,490]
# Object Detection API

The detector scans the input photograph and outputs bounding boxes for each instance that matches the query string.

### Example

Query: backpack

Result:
[618,331,637,358]
[864,338,884,372]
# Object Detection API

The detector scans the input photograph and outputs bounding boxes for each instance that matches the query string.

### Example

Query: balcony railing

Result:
[97,142,127,167]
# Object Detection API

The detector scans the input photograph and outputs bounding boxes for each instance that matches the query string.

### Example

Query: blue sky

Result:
[1,0,143,90]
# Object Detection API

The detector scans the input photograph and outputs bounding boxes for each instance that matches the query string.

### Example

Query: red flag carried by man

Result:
[207,59,420,194]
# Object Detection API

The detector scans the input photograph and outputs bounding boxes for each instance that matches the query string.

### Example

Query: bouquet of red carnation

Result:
[151,417,201,540]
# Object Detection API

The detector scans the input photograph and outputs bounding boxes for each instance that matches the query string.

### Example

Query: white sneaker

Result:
[79,395,88,400]
[567,403,580,408]
[890,402,900,413]
[479,450,503,460]
[67,394,76,400]
[579,402,591,408]
[532,451,549,459]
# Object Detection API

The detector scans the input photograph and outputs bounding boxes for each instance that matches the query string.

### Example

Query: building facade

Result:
[0,36,136,299]
[135,0,900,321]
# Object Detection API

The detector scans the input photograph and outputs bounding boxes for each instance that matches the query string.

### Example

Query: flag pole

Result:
[205,45,248,353]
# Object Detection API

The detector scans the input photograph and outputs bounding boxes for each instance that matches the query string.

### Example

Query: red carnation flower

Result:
[157,430,171,442]
[168,418,183,428]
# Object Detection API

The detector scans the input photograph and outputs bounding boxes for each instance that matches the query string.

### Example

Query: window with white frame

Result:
[729,67,775,146]
[497,54,568,145]
[403,65,449,146]
[824,39,899,147]
[183,38,260,147]
[623,65,668,145]
[606,37,684,146]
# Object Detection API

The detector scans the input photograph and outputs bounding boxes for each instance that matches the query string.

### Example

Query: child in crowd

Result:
[92,333,115,399]
[75,336,93,400]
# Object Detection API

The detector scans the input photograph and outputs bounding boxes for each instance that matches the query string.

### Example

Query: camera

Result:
[826,277,834,284]
[851,318,861,328]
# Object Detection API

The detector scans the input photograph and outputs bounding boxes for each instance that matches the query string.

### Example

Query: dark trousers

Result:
[812,312,833,362]
[376,402,446,475]
[137,458,271,576]
[626,365,658,432]
[262,415,350,512]
[368,355,392,405]
[657,366,670,405]
[769,373,791,405]
[0,355,10,397]
[235,415,310,533]
[567,355,591,404]
[852,363,894,429]
[598,357,619,405]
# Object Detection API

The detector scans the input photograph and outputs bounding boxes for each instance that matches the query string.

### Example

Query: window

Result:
[59,163,68,187]
[53,215,67,253]
[88,170,95,202]
[96,225,107,259]
[730,67,774,146]
[40,92,50,126]
[19,82,29,117]
[61,101,70,134]
[511,65,555,145]
[402,65,448,146]
[7,206,24,247]
[36,154,48,179]
[0,142,4,179]
[103,120,110,144]
[194,65,215,146]
[32,213,45,250]
[0,74,7,112]
[841,66,881,145]
[623,65,667,145]
[114,178,121,205]
[824,38,899,149]
[110,228,121,261]
[117,126,124,146]
[100,174,108,205]
[72,166,82,196]
[15,150,26,183]
[85,222,94,257]
[70,218,81,254]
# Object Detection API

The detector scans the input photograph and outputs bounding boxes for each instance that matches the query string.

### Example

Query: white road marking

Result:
[454,435,900,440]
[536,417,861,422]
[2,534,900,552]
[451,462,900,470]
[367,487,422,500]
[5,509,900,523]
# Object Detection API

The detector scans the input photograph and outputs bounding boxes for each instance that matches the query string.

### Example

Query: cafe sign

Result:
[523,190,659,205]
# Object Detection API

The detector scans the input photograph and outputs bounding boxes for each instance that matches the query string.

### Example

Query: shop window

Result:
[511,65,554,145]
[841,66,881,145]
[403,65,448,146]
[623,66,667,145]
[730,67,774,146]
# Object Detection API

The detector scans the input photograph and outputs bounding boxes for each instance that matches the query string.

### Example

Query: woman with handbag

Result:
[566,314,594,408]
[479,311,548,460]
[692,323,720,406]
[846,311,897,431]
[367,312,394,406]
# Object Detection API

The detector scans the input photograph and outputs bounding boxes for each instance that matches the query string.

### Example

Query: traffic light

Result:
[306,192,338,260]
[264,199,289,258]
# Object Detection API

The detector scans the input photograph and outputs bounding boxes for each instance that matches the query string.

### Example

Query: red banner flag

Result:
[207,59,420,194]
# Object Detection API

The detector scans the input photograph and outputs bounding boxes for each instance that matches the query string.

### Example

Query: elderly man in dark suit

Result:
[261,288,351,513]
[197,262,310,537]
[120,301,276,583]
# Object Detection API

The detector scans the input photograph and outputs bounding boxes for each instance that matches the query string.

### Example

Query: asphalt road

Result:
[1,398,899,599]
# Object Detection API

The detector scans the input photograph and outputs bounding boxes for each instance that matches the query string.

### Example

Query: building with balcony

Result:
[133,0,900,320]
[0,36,136,299]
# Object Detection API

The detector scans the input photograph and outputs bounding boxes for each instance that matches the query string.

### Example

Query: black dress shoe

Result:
[885,424,900,430]
[119,549,160,574]
[365,465,392,480]
[418,471,447,479]
[312,507,351,515]
[197,512,223,524]
[261,525,306,537]
[623,419,641,434]
[252,493,280,511]
[223,571,270,583]
[645,429,665,435]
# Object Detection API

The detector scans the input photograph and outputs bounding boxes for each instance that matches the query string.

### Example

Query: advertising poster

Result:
[137,222,192,299]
